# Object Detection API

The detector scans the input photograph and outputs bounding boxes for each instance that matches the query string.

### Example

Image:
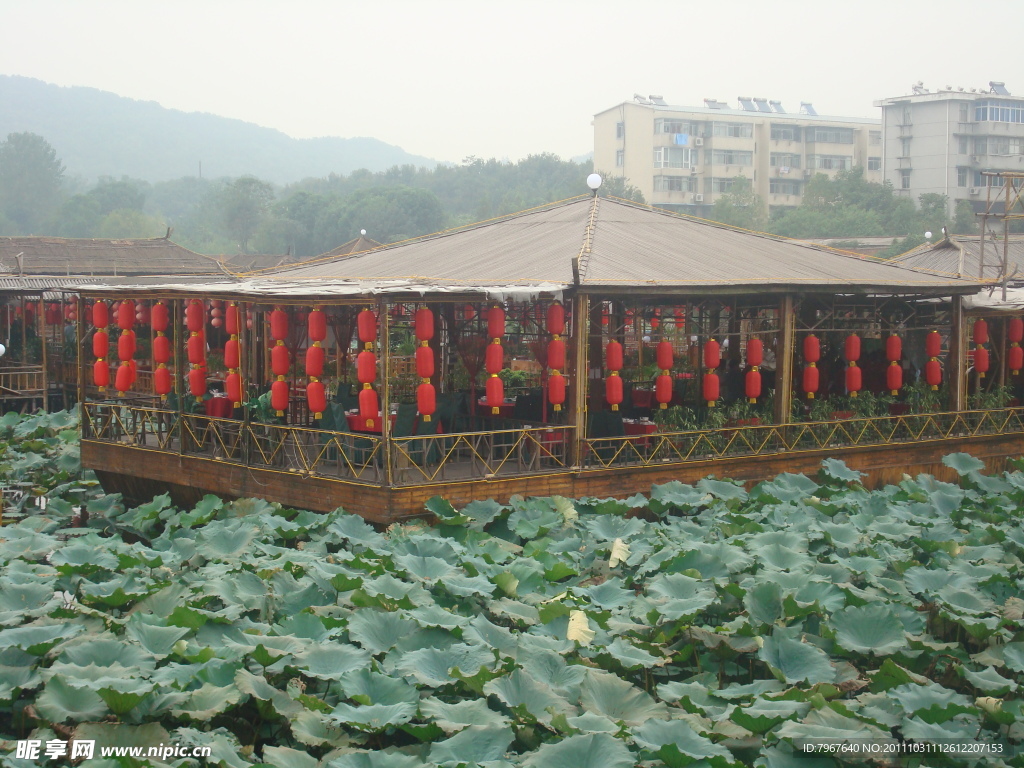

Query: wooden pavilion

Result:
[74,196,1023,523]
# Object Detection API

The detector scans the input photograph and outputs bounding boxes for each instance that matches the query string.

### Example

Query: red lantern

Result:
[118,330,135,362]
[650,316,660,331]
[115,363,133,394]
[186,366,204,399]
[547,338,566,372]
[306,344,325,378]
[224,303,239,335]
[486,374,504,413]
[417,382,436,421]
[271,379,289,415]
[925,359,942,390]
[747,338,763,367]
[703,372,720,406]
[746,369,762,402]
[416,344,435,379]
[117,300,135,330]
[270,308,289,341]
[973,319,989,345]
[886,334,902,363]
[463,304,476,321]
[359,386,379,422]
[1009,345,1023,375]
[704,338,721,370]
[185,300,204,333]
[485,342,503,375]
[357,309,376,349]
[548,372,566,411]
[306,308,326,342]
[414,307,434,341]
[656,341,673,372]
[223,338,239,369]
[844,334,861,362]
[887,363,903,395]
[93,360,110,389]
[93,330,109,360]
[226,372,242,406]
[1009,318,1024,344]
[803,334,820,364]
[187,333,205,365]
[606,373,623,410]
[846,364,862,395]
[606,341,623,372]
[674,307,685,329]
[925,330,941,359]
[150,301,168,332]
[488,306,505,340]
[307,380,326,419]
[655,373,673,409]
[974,346,990,377]
[547,302,565,336]
[803,365,819,399]
[271,343,290,377]
[155,366,172,398]
[357,350,377,384]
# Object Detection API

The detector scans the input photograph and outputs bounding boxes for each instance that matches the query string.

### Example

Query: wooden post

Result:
[569,292,589,467]
[76,296,86,432]
[949,295,966,412]
[379,298,392,487]
[39,296,48,412]
[173,298,185,456]
[774,295,795,425]
[997,315,1007,390]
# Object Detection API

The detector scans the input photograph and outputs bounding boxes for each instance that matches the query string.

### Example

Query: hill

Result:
[0,76,437,183]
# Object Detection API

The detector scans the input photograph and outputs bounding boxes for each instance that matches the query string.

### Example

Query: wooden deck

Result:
[84,429,1024,525]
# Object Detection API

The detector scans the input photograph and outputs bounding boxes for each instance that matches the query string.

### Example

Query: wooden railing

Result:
[0,366,45,395]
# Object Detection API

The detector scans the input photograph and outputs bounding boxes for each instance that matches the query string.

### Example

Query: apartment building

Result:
[876,82,1024,218]
[594,95,882,216]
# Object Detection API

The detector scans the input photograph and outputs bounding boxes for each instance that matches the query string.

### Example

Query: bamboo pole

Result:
[774,295,795,425]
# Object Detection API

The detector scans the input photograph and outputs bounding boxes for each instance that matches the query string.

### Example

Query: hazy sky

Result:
[2,0,1021,164]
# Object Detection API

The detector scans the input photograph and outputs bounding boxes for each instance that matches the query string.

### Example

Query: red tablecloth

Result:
[346,412,396,433]
[204,397,234,418]
[624,420,657,447]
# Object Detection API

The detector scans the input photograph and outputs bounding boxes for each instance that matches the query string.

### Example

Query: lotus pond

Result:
[0,410,1021,766]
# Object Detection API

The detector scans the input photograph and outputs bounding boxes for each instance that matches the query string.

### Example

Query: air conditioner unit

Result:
[694,137,704,146]
[694,193,705,202]
[969,187,980,195]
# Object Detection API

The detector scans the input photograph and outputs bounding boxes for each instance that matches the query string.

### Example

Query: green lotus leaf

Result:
[79,573,156,607]
[888,682,974,724]
[507,500,562,539]
[633,717,734,761]
[650,480,708,508]
[819,458,864,483]
[936,587,996,615]
[50,541,119,572]
[583,515,646,542]
[961,665,1017,695]
[900,715,980,741]
[1002,642,1024,672]
[327,751,428,768]
[730,698,809,734]
[598,637,663,669]
[407,603,470,629]
[58,637,158,672]
[297,644,372,681]
[289,708,351,748]
[697,477,748,501]
[420,696,510,734]
[429,724,514,765]
[520,649,587,698]
[829,604,907,655]
[483,669,574,724]
[460,499,507,528]
[668,541,752,579]
[903,567,970,596]
[755,473,819,502]
[440,571,496,598]
[171,494,224,529]
[35,675,108,723]
[563,711,621,733]
[0,663,41,701]
[274,612,332,642]
[942,452,986,476]
[462,615,517,657]
[755,543,812,572]
[329,513,388,548]
[758,635,836,685]
[579,669,669,726]
[340,668,418,706]
[168,727,252,768]
[393,553,455,582]
[348,609,416,655]
[647,573,717,620]
[261,746,320,768]
[171,682,243,720]
[329,701,417,730]
[521,732,635,768]
[581,579,635,610]
[397,643,494,687]
[195,519,260,561]
[96,678,156,715]
[233,669,303,719]
[72,722,171,755]
[745,581,784,626]
[0,580,59,617]
[0,622,84,655]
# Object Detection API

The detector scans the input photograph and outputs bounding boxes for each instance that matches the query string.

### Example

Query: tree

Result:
[953,200,977,235]
[54,194,102,238]
[708,176,766,231]
[0,132,65,234]
[96,209,165,239]
[220,176,274,251]
[88,178,147,215]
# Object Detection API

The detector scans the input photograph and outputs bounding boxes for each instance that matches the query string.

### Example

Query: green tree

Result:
[221,176,274,251]
[54,194,101,237]
[953,200,977,234]
[88,178,147,215]
[96,208,165,239]
[0,132,65,234]
[708,176,766,231]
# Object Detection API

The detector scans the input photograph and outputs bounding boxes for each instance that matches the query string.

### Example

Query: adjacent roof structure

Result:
[321,234,383,258]
[0,235,227,277]
[894,234,1024,283]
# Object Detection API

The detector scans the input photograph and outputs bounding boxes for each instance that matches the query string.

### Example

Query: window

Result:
[900,170,911,189]
[973,171,1004,187]
[958,136,969,154]
[869,130,882,146]
[959,103,970,122]
[901,106,912,125]
[974,138,988,155]
[771,124,801,141]
[769,180,801,195]
[653,147,693,168]
[710,149,752,165]
[988,138,1024,155]
[654,175,697,193]
[975,99,1024,123]
[1012,138,1024,155]
[868,157,881,171]
[615,122,624,139]
[807,127,854,144]
[712,122,753,138]
[654,118,694,134]
[711,177,738,193]
[615,150,624,167]
[957,167,968,187]
[808,154,853,171]
[770,153,801,168]
[900,137,912,157]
